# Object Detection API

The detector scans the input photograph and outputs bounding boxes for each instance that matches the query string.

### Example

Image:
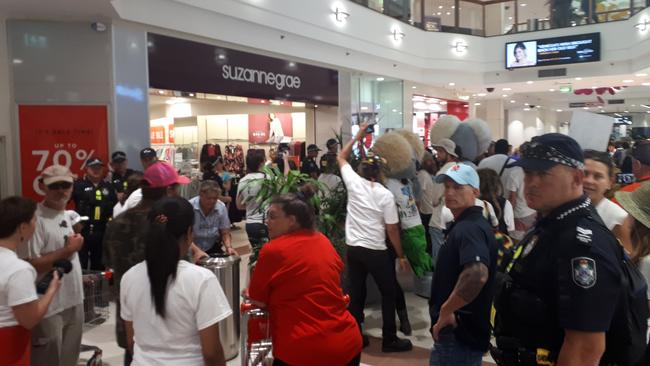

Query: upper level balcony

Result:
[351,0,649,36]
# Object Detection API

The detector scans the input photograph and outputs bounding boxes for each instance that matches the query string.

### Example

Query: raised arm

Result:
[337,122,369,168]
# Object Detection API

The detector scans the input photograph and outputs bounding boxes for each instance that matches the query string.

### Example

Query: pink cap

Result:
[143,162,190,188]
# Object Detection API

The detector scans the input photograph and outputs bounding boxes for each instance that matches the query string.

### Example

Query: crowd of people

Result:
[1,121,649,366]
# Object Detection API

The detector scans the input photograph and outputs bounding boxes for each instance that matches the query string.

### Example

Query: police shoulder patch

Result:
[572,257,597,289]
[575,226,593,245]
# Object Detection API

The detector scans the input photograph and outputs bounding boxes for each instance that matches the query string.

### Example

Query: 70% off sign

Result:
[32,143,95,196]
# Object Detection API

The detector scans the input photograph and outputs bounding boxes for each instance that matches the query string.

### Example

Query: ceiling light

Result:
[392,29,405,41]
[642,104,650,109]
[643,82,650,86]
[549,88,555,92]
[583,107,589,110]
[440,101,447,105]
[314,105,318,108]
[510,100,516,103]
[459,95,470,101]
[526,81,534,84]
[360,106,368,110]
[556,109,563,112]
[591,86,598,89]
[448,82,456,86]
[624,110,630,113]
[623,79,634,83]
[189,93,195,97]
[575,77,582,80]
[333,7,350,22]
[520,3,527,6]
[217,54,226,60]
[158,90,165,94]
[632,104,637,107]
[502,94,508,97]
[474,103,481,106]
[412,86,417,89]
[502,87,512,91]
[376,77,385,81]
[634,19,650,31]
[523,107,531,111]
[477,93,486,97]
[288,62,296,67]
[12,59,23,64]
[453,41,468,53]
[635,73,648,77]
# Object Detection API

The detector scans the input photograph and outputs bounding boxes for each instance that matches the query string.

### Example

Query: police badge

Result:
[572,257,597,289]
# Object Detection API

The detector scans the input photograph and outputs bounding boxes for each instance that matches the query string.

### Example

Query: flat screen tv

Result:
[505,33,600,69]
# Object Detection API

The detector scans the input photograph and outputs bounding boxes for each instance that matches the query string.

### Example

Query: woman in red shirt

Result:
[248,185,362,366]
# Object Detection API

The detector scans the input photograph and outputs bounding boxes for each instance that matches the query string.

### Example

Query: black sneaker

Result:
[399,319,412,336]
[381,337,413,353]
[362,334,370,348]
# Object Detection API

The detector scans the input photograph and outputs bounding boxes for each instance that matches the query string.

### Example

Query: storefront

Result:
[411,94,469,146]
[146,33,340,178]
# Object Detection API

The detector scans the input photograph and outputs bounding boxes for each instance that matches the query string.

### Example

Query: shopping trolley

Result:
[241,298,272,366]
[80,270,113,366]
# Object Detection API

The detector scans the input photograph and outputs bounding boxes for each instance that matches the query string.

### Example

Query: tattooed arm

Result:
[431,262,489,340]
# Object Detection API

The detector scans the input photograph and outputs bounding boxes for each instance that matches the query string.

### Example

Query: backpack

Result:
[596,218,649,366]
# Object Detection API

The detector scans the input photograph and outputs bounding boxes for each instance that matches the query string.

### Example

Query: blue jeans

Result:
[429,227,444,268]
[429,333,483,366]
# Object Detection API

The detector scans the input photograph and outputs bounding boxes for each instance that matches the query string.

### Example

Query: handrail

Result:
[349,0,649,37]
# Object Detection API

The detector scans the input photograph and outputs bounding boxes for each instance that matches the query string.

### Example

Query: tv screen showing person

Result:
[506,41,537,68]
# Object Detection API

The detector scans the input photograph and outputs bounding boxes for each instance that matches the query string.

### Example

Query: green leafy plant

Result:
[245,165,323,214]
[316,181,348,258]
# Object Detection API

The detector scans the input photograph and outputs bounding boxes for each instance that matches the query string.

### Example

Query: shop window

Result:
[423,0,456,31]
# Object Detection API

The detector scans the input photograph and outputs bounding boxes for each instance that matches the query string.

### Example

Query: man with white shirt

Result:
[338,122,412,353]
[18,165,85,366]
[478,139,536,240]
[117,147,159,216]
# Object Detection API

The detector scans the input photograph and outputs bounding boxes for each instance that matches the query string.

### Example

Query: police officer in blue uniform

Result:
[108,151,135,200]
[492,134,642,366]
[72,157,117,270]
[301,144,321,179]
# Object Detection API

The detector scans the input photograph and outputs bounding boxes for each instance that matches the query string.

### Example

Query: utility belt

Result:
[489,340,557,366]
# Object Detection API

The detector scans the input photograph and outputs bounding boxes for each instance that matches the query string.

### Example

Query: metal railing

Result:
[350,0,648,37]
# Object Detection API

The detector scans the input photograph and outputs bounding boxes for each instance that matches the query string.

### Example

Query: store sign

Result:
[18,105,109,200]
[148,33,339,105]
[150,126,166,144]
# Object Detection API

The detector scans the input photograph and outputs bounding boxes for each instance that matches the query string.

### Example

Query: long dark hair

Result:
[145,197,194,318]
[631,220,650,266]
[0,196,37,239]
[270,184,317,230]
[477,168,504,221]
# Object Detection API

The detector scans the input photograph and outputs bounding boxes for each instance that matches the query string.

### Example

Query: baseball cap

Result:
[86,157,104,168]
[143,162,190,188]
[41,165,77,185]
[631,140,650,166]
[508,133,584,171]
[435,163,479,189]
[307,144,321,152]
[140,147,157,160]
[615,181,650,229]
[111,151,127,163]
[326,138,339,148]
[432,138,458,158]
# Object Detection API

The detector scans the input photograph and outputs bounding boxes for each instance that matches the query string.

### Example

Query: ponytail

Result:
[144,197,194,318]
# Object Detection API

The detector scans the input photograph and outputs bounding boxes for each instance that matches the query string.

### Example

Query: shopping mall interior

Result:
[1,0,650,365]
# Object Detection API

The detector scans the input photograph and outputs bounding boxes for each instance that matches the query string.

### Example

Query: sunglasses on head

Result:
[47,181,73,190]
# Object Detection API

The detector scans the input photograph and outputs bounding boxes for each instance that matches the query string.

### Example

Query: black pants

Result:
[273,353,361,366]
[80,228,105,270]
[347,245,397,340]
[420,213,433,254]
[245,223,268,264]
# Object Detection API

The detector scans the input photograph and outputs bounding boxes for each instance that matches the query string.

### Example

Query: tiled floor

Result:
[79,223,495,365]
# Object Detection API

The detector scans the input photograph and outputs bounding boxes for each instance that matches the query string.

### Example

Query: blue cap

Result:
[435,163,479,189]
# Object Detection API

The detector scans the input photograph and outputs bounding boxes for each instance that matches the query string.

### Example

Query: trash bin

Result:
[199,254,241,360]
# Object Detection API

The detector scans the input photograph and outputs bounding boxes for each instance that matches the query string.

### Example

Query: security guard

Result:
[72,157,118,270]
[320,138,339,172]
[108,151,135,199]
[492,134,625,366]
[301,144,321,179]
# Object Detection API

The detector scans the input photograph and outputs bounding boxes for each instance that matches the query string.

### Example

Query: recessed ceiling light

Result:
[158,90,165,94]
[523,107,531,111]
[448,82,456,86]
[549,88,555,92]
[510,100,516,103]
[624,110,629,113]
[556,109,563,112]
[591,86,598,89]
[376,77,385,81]
[189,93,195,97]
[474,102,481,106]
[643,82,650,86]
[288,62,296,67]
[412,86,417,89]
[502,87,512,91]
[526,81,534,84]
[520,3,527,6]
[583,107,589,110]
[438,5,443,9]
[217,54,226,60]
[623,79,634,83]
[502,94,508,97]
[477,93,487,97]
[635,73,648,77]
[575,77,582,80]
[12,59,23,64]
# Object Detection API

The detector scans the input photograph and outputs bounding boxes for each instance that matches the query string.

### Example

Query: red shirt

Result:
[249,230,361,366]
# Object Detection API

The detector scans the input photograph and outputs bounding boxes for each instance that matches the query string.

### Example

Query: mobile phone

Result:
[365,123,375,134]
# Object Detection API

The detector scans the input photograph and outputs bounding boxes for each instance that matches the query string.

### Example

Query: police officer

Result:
[492,134,625,366]
[108,151,135,202]
[72,157,117,270]
[320,138,339,171]
[301,144,321,179]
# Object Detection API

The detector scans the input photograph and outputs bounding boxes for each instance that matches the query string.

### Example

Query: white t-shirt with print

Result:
[17,203,83,317]
[121,261,232,366]
[385,178,423,230]
[237,172,266,224]
[416,170,435,215]
[341,164,399,251]
[0,247,38,327]
[595,198,628,231]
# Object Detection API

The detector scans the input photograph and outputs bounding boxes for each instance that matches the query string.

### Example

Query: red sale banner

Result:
[19,105,109,200]
[150,126,166,144]
[248,113,294,143]
[168,125,175,143]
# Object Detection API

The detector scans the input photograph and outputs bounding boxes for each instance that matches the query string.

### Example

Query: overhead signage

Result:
[505,33,600,69]
[148,33,339,105]
[559,85,573,93]
[569,101,604,108]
